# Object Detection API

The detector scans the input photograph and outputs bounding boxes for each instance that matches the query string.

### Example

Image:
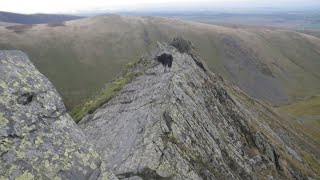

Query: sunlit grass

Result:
[70,71,137,123]
[279,96,320,117]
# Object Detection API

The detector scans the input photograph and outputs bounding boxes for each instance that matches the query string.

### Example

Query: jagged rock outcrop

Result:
[0,51,117,179]
[80,39,315,179]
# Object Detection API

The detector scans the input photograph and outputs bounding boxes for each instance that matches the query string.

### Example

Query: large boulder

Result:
[0,51,117,180]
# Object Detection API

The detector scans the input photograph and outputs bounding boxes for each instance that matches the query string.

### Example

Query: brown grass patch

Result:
[6,25,34,33]
[47,22,66,27]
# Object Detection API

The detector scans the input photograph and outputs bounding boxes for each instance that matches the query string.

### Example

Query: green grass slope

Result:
[0,14,320,109]
[71,71,137,123]
[278,96,320,145]
[279,96,320,118]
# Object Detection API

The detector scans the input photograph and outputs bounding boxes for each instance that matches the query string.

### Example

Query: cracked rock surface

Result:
[80,40,313,180]
[0,51,117,180]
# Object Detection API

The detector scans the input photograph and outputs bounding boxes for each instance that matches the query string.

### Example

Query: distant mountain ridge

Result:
[0,11,84,24]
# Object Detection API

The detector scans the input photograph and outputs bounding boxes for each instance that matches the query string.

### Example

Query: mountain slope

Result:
[0,15,320,109]
[0,11,84,24]
[79,40,319,179]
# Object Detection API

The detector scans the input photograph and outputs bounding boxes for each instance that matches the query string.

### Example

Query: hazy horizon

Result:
[1,0,320,14]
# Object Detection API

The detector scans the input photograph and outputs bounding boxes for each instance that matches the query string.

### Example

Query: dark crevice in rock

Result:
[7,133,23,139]
[116,172,137,179]
[17,92,34,105]
[116,167,171,180]
[119,100,133,104]
[163,111,173,131]
[189,53,207,72]
[273,149,281,170]
[194,60,206,72]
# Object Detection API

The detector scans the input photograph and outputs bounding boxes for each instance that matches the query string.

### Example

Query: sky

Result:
[0,0,319,14]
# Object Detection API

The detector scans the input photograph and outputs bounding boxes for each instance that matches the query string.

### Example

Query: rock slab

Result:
[80,41,312,179]
[0,51,116,180]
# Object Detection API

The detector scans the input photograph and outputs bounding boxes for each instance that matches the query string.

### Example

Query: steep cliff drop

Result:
[79,38,318,179]
[0,51,117,180]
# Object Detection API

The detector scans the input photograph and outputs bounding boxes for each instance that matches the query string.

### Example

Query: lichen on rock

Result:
[0,51,117,180]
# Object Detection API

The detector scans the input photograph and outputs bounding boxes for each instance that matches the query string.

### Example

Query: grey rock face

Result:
[0,51,117,180]
[80,41,310,179]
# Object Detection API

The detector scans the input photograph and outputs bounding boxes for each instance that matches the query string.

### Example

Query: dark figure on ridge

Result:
[156,53,173,72]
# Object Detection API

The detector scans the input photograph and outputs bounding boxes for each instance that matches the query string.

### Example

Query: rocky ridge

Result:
[79,38,317,179]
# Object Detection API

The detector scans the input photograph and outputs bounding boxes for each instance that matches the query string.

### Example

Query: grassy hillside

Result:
[279,96,320,117]
[277,96,320,151]
[0,14,320,109]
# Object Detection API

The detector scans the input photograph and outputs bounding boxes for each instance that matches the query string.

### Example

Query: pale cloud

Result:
[0,0,318,14]
[0,0,209,13]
